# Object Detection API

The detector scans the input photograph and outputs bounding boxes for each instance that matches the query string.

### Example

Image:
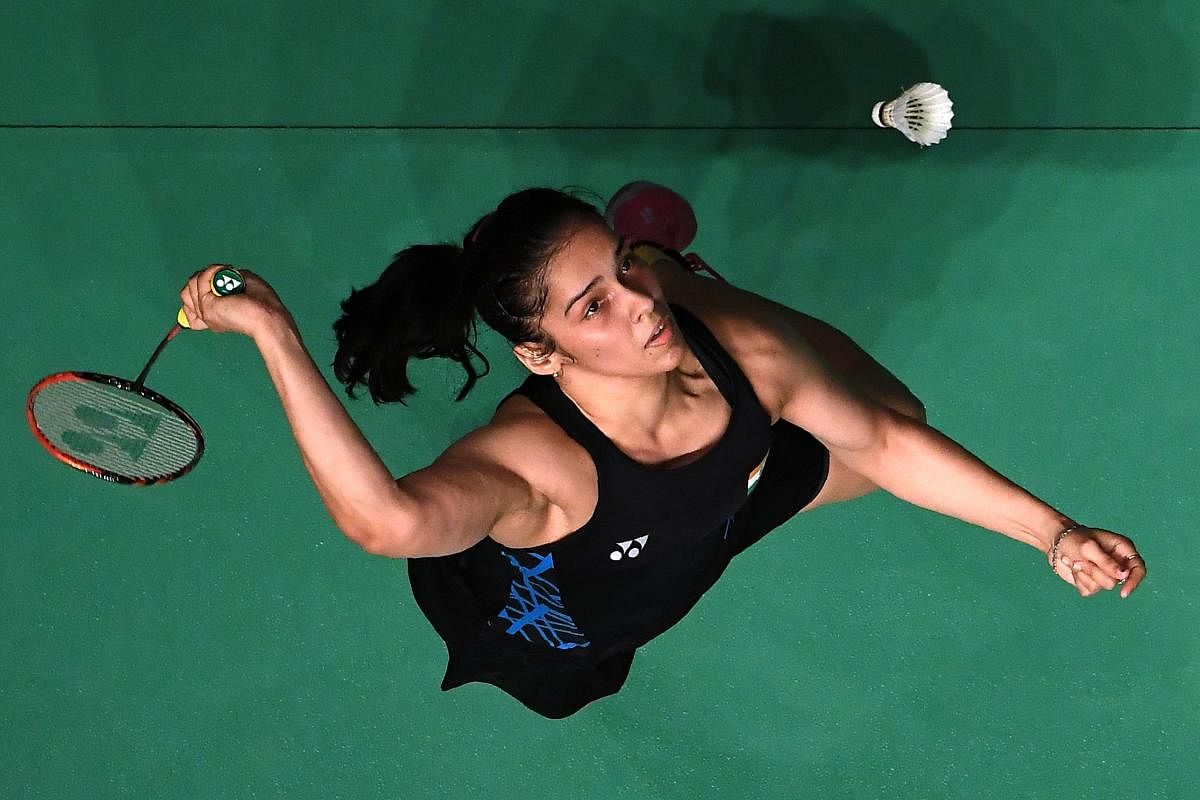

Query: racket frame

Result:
[26,370,206,486]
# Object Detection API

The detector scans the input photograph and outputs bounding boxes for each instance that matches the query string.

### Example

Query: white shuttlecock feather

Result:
[872,82,955,146]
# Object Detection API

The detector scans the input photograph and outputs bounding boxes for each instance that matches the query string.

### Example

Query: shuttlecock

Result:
[872,82,955,146]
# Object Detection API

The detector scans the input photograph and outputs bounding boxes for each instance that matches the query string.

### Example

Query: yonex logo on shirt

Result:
[610,535,649,561]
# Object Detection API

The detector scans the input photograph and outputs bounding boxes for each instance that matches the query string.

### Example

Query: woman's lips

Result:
[646,317,672,347]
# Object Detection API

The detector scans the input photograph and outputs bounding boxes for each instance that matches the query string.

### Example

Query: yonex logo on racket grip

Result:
[214,273,243,294]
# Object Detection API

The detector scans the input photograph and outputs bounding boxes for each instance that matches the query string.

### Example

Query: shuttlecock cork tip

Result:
[871,101,889,128]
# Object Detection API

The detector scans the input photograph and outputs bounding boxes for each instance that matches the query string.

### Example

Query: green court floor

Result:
[2,2,1196,798]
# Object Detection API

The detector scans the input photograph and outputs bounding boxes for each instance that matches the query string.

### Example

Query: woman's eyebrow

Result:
[565,277,601,316]
[564,237,626,317]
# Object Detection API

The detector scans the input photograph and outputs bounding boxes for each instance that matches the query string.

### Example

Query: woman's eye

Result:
[584,300,601,318]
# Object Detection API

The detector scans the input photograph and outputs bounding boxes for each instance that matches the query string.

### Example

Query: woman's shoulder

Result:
[657,267,804,421]
[645,246,795,344]
[444,392,598,544]
[452,392,592,482]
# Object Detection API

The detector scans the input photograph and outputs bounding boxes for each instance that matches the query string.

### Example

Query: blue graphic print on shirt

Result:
[498,551,591,650]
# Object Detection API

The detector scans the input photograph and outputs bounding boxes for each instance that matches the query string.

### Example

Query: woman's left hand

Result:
[1051,527,1146,598]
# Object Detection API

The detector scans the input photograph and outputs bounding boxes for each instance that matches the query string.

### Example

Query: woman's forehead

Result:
[556,220,618,262]
[544,222,620,292]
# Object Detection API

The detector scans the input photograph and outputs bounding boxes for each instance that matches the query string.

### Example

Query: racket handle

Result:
[177,267,246,328]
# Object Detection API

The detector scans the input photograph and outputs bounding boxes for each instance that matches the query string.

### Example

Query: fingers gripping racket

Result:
[26,267,246,485]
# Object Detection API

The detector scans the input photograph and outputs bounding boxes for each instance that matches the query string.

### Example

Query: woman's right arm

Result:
[180,266,532,558]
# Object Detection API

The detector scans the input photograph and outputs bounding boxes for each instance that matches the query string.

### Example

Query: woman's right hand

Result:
[179,264,292,339]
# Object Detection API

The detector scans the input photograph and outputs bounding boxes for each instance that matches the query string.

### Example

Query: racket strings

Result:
[30,378,200,479]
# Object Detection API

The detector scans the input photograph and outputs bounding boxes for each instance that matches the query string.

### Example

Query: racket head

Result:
[26,371,204,485]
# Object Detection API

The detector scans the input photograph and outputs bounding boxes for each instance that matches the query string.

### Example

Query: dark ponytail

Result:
[333,187,604,404]
[332,244,489,403]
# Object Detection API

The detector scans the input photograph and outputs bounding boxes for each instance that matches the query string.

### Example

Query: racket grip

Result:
[177,267,246,328]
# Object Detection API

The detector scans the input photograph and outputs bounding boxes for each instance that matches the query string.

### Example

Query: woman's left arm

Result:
[772,318,1146,598]
[648,251,1146,598]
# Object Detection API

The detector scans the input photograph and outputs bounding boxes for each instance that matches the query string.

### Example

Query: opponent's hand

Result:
[179,265,291,339]
[1051,527,1146,599]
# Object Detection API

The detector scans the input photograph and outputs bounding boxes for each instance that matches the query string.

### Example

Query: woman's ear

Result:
[513,343,561,376]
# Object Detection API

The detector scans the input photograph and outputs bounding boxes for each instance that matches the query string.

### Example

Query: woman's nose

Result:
[625,286,654,322]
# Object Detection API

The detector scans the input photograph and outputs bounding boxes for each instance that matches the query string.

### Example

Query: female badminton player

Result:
[177,184,1146,718]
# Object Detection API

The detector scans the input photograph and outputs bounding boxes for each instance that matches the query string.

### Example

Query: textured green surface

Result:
[3,1,1199,126]
[2,2,1197,799]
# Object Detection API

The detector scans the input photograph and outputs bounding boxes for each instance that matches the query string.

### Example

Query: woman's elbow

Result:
[334,490,488,559]
[356,529,412,558]
[335,510,418,558]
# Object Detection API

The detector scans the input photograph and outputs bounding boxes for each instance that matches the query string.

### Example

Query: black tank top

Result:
[407,304,801,717]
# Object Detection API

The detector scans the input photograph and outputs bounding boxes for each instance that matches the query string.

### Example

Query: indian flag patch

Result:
[747,450,770,494]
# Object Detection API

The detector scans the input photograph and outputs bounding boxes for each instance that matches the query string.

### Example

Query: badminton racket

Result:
[26,266,246,485]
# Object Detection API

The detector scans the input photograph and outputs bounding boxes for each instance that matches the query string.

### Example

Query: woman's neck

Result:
[557,352,712,452]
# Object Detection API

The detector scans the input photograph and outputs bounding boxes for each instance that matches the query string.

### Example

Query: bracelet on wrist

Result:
[1047,522,1085,572]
